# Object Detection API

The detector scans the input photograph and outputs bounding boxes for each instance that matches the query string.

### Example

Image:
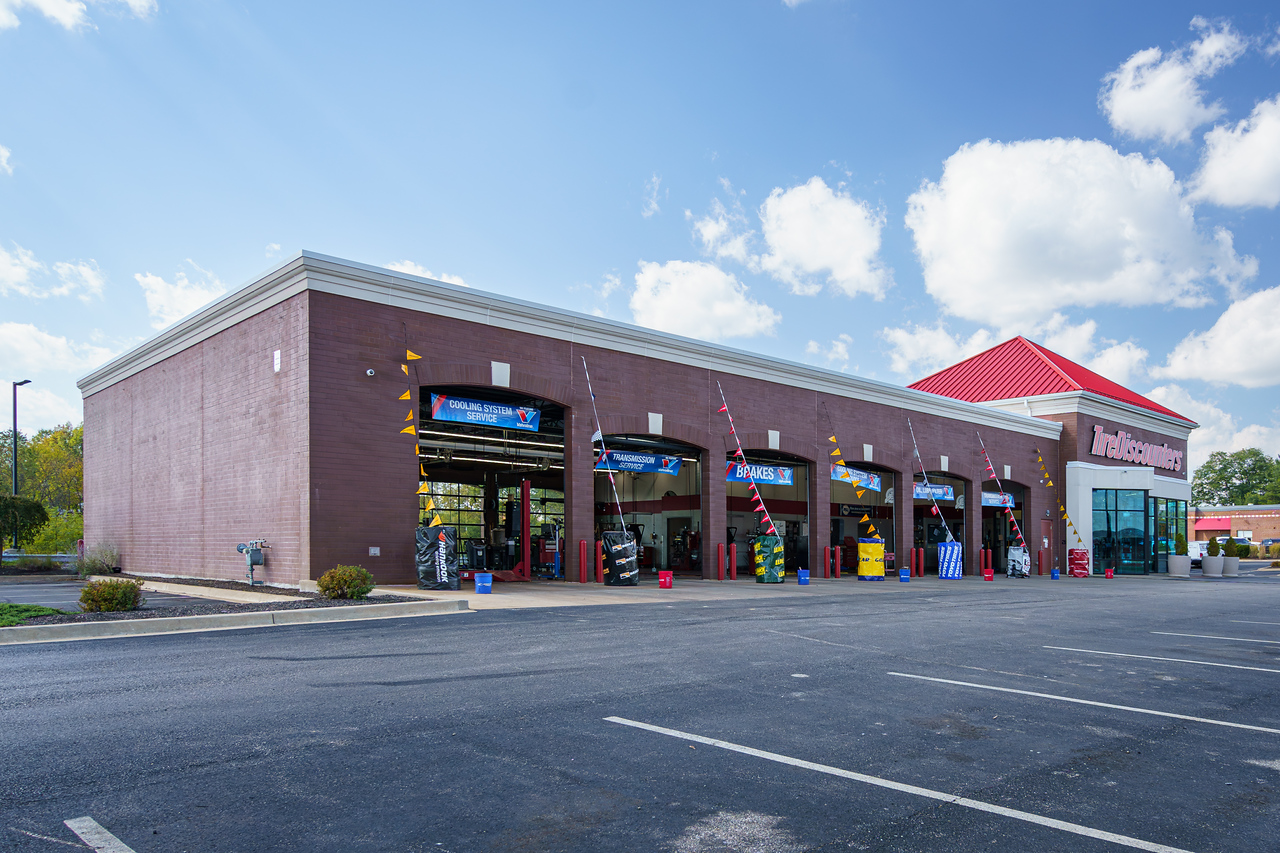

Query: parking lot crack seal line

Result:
[8,827,87,847]
[1045,646,1280,674]
[604,716,1195,853]
[887,672,1280,734]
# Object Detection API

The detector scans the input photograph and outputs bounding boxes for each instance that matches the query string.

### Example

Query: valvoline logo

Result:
[661,457,674,470]
[517,407,533,424]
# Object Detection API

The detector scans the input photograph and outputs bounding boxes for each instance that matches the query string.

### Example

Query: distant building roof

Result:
[908,336,1193,424]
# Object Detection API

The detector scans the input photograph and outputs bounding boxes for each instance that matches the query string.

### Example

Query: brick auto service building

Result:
[78,253,1196,586]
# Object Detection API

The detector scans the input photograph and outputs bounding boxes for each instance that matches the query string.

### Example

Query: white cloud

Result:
[805,334,854,372]
[0,0,154,30]
[0,322,115,373]
[1268,28,1280,57]
[1099,17,1246,145]
[51,259,105,301]
[0,243,45,296]
[1146,384,1280,473]
[134,260,227,329]
[882,314,1149,387]
[384,260,467,287]
[689,197,753,265]
[880,323,998,379]
[1152,285,1280,388]
[0,145,11,176]
[781,0,810,7]
[13,387,83,430]
[641,174,662,218]
[629,260,779,342]
[905,138,1257,331]
[1192,94,1280,209]
[576,272,622,317]
[757,177,892,298]
[265,242,281,258]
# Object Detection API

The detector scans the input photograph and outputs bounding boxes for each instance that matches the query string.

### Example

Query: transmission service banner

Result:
[981,492,1014,507]
[429,394,540,431]
[595,450,683,475]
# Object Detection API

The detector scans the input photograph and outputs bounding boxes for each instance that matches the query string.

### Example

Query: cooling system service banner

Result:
[595,450,683,475]
[831,464,882,491]
[726,462,794,486]
[430,394,541,431]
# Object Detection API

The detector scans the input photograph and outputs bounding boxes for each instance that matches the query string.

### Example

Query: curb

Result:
[0,599,470,646]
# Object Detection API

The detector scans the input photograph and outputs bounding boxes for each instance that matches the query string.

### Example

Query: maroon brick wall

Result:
[83,294,311,585]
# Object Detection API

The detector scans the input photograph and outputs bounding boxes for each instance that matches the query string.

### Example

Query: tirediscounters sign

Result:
[595,450,683,475]
[430,394,540,432]
[726,462,794,486]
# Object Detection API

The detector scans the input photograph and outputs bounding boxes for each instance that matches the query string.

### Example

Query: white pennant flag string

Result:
[717,381,776,536]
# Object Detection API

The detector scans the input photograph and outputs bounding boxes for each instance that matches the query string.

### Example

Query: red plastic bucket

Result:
[658,571,673,589]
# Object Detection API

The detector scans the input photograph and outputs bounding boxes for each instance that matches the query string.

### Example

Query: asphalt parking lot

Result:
[1,581,208,611]
[2,574,1278,852]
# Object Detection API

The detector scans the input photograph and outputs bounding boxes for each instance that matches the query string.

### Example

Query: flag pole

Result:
[975,430,1027,549]
[907,417,955,542]
[581,357,627,533]
[716,381,776,536]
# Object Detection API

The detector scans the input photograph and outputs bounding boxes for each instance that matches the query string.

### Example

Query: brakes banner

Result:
[430,393,540,432]
[831,464,881,491]
[727,462,793,486]
[596,450,683,475]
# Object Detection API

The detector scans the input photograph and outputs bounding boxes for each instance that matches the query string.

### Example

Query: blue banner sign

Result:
[913,482,955,501]
[831,464,882,491]
[430,394,540,431]
[595,450,683,475]
[981,491,1014,508]
[726,462,794,486]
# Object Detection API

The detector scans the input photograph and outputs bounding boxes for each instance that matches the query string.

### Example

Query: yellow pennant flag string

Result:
[406,350,421,360]
[401,425,416,435]
[401,364,408,375]
[405,411,414,421]
[399,389,411,401]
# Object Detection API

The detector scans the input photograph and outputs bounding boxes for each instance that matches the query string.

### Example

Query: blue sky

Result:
[2,0,1279,472]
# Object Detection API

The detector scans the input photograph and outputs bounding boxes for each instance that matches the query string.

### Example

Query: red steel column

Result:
[833,546,842,579]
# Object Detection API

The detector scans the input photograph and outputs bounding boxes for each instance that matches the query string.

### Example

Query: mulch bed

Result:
[17,574,429,626]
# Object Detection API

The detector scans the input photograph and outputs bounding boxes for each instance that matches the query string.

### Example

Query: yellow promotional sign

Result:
[858,539,885,578]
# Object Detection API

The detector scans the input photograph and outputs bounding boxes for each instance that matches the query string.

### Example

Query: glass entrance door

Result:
[1092,488,1148,574]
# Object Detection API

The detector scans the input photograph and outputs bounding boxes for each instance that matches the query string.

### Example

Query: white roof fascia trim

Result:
[981,391,1195,439]
[79,252,1061,439]
[77,257,310,397]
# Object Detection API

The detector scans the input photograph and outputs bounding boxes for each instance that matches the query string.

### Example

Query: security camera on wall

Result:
[366,369,375,376]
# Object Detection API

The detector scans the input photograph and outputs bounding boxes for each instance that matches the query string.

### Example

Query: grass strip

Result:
[0,603,69,627]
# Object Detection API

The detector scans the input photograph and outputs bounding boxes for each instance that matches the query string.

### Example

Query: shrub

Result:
[76,545,120,578]
[1223,538,1237,558]
[1272,560,1280,568]
[0,603,67,627]
[27,510,83,554]
[79,578,145,613]
[317,565,375,600]
[1174,534,1187,556]
[1206,538,1220,557]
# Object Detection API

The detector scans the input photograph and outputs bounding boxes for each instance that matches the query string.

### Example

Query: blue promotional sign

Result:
[913,482,955,501]
[726,462,794,486]
[430,394,540,431]
[595,450,683,475]
[981,491,1014,508]
[831,464,882,491]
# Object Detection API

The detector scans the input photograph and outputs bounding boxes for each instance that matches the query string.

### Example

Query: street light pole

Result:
[11,379,30,550]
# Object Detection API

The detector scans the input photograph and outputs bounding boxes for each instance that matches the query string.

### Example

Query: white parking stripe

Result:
[1151,631,1280,645]
[606,716,1195,853]
[887,672,1280,735]
[1044,646,1280,674]
[63,818,135,853]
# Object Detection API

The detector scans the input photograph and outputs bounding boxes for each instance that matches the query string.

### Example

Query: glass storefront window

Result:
[1092,488,1149,574]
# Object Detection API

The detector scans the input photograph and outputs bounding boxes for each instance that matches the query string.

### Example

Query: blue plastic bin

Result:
[899,568,910,582]
[798,569,810,585]
[475,573,493,594]
[1050,568,1060,580]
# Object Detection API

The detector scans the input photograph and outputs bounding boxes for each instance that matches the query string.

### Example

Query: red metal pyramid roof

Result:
[908,337,1193,423]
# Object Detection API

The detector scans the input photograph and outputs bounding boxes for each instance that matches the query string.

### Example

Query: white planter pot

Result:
[1167,555,1191,577]
[1201,555,1224,577]
[1222,556,1240,577]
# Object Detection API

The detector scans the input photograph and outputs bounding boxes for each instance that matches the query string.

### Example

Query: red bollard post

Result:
[717,543,725,581]
[729,543,737,581]
[824,546,831,579]
[578,540,588,583]
[916,547,925,577]
[834,546,842,579]
[909,548,917,577]
[596,540,604,584]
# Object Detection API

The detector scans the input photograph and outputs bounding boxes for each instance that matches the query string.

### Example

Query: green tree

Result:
[0,424,82,510]
[1192,448,1279,505]
[0,495,50,549]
